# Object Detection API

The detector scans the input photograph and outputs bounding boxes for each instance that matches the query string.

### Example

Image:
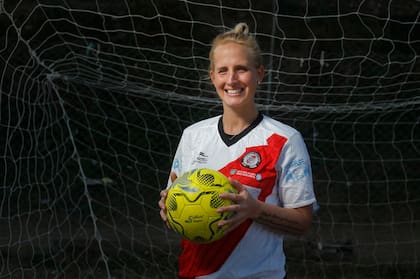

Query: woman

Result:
[159,22,316,279]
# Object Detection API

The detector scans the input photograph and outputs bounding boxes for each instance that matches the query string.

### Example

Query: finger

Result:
[217,218,239,235]
[230,193,241,203]
[219,191,238,202]
[158,198,166,210]
[217,203,239,214]
[217,220,229,231]
[160,209,168,221]
[228,177,245,192]
[160,189,168,198]
[158,190,167,208]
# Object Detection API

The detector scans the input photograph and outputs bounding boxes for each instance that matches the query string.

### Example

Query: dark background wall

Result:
[0,0,419,278]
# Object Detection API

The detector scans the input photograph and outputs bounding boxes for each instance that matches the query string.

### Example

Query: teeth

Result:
[225,89,242,94]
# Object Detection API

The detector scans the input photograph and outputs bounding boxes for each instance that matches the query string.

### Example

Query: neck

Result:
[222,107,259,135]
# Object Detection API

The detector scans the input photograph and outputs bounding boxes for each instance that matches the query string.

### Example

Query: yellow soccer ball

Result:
[165,168,237,243]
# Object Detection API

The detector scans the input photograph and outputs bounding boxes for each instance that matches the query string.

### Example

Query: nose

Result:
[227,71,238,83]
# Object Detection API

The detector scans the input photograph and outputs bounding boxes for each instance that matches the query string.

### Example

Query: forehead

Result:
[212,43,253,65]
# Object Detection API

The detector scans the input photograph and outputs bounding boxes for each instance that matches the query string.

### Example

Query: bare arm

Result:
[254,202,313,236]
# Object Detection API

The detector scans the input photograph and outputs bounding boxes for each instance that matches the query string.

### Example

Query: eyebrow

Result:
[216,65,249,70]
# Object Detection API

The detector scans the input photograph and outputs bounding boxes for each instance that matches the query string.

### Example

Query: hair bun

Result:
[233,22,249,36]
[209,22,262,70]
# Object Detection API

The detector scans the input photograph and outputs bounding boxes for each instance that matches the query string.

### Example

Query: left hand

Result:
[217,178,262,234]
[158,172,178,229]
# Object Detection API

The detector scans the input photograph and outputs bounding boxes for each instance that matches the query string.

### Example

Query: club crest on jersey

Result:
[241,151,261,169]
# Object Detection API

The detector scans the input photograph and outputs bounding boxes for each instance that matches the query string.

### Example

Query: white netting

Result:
[0,0,419,278]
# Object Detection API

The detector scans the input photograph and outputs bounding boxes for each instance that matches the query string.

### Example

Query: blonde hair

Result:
[209,23,262,71]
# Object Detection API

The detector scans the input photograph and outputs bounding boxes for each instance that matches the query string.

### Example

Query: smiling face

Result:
[210,42,264,111]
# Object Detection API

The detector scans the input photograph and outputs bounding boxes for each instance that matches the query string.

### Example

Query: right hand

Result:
[158,172,177,228]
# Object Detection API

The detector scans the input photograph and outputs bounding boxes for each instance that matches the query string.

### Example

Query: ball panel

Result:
[196,171,215,186]
[210,192,225,208]
[165,168,237,243]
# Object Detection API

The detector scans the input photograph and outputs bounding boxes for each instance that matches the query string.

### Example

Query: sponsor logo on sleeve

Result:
[173,158,181,173]
[284,159,310,182]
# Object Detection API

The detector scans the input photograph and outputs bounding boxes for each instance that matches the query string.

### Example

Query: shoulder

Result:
[182,115,220,135]
[260,114,301,140]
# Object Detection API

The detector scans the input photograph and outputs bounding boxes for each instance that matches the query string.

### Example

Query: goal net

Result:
[0,0,419,278]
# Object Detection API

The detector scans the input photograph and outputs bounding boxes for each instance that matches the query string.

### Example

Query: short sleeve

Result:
[167,131,187,188]
[277,132,316,208]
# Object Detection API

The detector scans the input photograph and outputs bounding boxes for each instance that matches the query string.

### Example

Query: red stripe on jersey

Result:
[178,134,287,278]
[222,134,287,201]
[178,220,252,278]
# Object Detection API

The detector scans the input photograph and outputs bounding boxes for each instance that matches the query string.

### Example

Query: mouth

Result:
[224,89,243,95]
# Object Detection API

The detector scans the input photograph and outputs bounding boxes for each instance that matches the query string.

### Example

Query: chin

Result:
[223,99,248,108]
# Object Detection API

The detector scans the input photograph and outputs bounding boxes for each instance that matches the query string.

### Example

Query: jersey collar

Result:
[218,112,263,147]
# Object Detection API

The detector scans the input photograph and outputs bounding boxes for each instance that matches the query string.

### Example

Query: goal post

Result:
[0,0,419,278]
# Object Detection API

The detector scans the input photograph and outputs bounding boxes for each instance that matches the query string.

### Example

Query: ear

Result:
[257,65,265,83]
[210,70,215,84]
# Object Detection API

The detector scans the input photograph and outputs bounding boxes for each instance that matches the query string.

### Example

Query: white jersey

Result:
[168,113,316,279]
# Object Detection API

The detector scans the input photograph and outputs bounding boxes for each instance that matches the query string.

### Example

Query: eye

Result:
[237,66,248,73]
[218,68,227,75]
